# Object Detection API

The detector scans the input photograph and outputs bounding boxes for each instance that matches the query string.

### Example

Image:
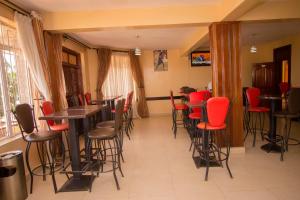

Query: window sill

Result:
[0,134,23,147]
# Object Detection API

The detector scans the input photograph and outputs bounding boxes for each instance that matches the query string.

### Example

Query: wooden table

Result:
[258,95,282,153]
[91,95,122,120]
[39,105,104,192]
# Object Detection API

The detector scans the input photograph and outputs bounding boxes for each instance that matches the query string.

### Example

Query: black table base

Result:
[58,175,95,192]
[261,143,282,153]
[193,156,221,168]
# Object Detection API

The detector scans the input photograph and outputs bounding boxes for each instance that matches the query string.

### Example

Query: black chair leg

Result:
[47,140,58,193]
[25,142,33,194]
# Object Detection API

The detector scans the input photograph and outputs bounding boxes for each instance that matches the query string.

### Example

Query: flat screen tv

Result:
[191,51,211,66]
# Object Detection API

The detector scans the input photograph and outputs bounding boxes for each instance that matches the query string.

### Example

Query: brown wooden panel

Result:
[209,22,243,147]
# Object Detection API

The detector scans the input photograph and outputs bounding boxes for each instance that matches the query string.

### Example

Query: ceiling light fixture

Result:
[134,34,142,56]
[250,34,257,53]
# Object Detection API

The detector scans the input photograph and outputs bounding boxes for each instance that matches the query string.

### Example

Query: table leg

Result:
[261,100,282,153]
[58,118,95,192]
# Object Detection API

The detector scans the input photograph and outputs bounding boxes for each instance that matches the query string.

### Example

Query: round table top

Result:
[258,95,282,100]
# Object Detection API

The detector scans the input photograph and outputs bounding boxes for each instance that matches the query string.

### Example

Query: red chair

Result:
[41,101,70,158]
[111,91,134,139]
[244,87,270,146]
[188,90,211,120]
[78,94,84,106]
[196,97,233,181]
[85,92,92,105]
[170,90,188,138]
[188,91,211,150]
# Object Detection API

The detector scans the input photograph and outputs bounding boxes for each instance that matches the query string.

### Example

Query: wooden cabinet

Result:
[252,62,276,95]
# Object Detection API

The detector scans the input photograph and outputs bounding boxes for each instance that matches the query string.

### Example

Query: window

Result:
[0,20,32,140]
[102,52,134,98]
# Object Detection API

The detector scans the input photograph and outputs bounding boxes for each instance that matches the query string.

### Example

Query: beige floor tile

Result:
[25,116,300,200]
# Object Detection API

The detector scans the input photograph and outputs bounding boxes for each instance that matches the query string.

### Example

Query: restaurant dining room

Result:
[0,0,300,200]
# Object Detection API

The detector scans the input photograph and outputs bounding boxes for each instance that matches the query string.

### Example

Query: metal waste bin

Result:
[0,150,28,200]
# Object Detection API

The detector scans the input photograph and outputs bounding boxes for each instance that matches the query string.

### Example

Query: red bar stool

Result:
[85,92,92,105]
[41,101,71,160]
[110,91,134,140]
[244,87,270,146]
[188,91,211,150]
[170,90,188,138]
[196,97,233,181]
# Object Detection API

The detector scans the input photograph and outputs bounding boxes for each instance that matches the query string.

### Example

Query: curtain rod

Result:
[63,34,94,49]
[63,34,131,53]
[0,0,30,16]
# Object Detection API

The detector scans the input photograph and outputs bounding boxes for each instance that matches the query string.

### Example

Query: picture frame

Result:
[191,51,211,66]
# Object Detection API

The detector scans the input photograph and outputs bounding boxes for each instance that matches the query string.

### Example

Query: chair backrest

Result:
[13,104,36,138]
[279,82,289,95]
[189,90,211,113]
[41,101,55,126]
[78,94,84,106]
[85,92,92,105]
[246,87,261,107]
[206,97,230,127]
[115,99,125,131]
[170,90,175,108]
[71,95,79,107]
[125,91,134,108]
[288,88,300,114]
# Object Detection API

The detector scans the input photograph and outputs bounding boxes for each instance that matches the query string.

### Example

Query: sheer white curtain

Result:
[14,12,51,100]
[102,52,138,117]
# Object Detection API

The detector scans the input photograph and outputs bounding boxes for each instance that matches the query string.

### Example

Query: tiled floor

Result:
[27,116,300,200]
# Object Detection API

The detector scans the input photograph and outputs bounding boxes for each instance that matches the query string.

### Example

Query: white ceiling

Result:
[241,20,300,45]
[11,0,222,12]
[70,26,202,50]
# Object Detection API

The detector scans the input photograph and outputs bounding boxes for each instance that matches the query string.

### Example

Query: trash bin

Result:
[0,150,28,200]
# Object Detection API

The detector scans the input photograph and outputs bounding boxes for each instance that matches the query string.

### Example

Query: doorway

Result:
[273,44,291,94]
[62,47,84,106]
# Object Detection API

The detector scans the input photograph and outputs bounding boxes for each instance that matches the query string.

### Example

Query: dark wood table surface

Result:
[39,105,104,192]
[258,94,282,153]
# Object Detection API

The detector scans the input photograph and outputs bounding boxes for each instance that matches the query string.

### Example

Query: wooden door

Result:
[252,62,275,95]
[62,47,84,106]
[273,45,291,93]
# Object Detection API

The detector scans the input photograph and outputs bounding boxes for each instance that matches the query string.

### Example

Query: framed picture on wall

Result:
[154,50,168,71]
[191,51,211,66]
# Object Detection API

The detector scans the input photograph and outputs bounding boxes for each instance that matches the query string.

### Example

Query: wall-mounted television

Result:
[191,51,211,66]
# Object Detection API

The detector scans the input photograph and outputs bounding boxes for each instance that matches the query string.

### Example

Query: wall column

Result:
[209,21,244,147]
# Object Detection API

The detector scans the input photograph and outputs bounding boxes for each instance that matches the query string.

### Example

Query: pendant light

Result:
[250,34,257,53]
[134,34,142,56]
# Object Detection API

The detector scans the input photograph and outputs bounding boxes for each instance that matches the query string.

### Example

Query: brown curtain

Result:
[96,48,112,100]
[44,32,68,111]
[31,17,52,100]
[209,22,243,147]
[129,51,149,118]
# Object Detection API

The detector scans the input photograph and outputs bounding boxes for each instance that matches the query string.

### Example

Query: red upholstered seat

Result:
[189,112,201,119]
[41,101,69,132]
[197,97,229,131]
[248,107,270,112]
[246,87,269,113]
[50,123,69,132]
[197,122,226,130]
[175,103,188,110]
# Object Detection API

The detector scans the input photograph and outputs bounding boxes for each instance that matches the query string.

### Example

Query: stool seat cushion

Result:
[49,123,69,132]
[197,122,226,130]
[25,130,61,142]
[189,112,201,119]
[88,127,117,140]
[248,107,270,112]
[96,120,115,128]
[175,103,188,110]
